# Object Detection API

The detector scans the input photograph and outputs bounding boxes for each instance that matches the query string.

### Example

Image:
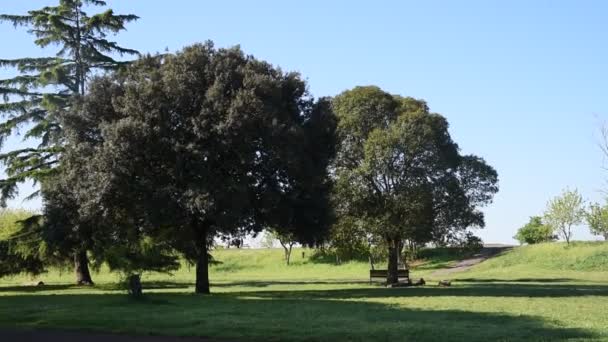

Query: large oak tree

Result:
[332,86,498,284]
[49,42,335,294]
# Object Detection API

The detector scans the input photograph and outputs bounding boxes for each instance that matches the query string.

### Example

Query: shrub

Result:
[458,232,484,254]
[514,216,556,245]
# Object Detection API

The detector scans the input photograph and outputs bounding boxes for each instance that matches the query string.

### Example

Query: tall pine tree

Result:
[0,0,138,284]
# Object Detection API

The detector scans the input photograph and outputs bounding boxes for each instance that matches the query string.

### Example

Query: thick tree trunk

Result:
[195,230,210,294]
[128,274,143,298]
[387,240,399,285]
[74,249,94,285]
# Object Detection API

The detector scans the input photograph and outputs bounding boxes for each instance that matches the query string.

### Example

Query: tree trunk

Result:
[280,240,294,266]
[74,249,94,285]
[195,230,210,294]
[287,244,293,265]
[386,239,399,285]
[564,226,571,245]
[128,274,143,298]
[604,232,608,241]
[368,239,375,270]
[282,245,290,265]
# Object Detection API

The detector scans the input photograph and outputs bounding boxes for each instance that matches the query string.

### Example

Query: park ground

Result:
[1,242,608,341]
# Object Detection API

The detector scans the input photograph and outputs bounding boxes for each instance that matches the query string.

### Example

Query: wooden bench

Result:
[369,269,409,284]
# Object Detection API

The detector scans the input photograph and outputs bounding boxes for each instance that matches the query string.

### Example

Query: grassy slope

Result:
[457,241,608,282]
[0,244,607,341]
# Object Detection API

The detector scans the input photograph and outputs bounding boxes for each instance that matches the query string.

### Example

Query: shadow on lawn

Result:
[4,278,607,300]
[104,280,369,291]
[220,280,608,299]
[0,281,196,293]
[0,291,599,341]
[212,280,370,288]
[0,284,79,293]
[455,278,580,283]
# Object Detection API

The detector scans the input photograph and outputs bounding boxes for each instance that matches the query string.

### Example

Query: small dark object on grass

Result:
[302,251,305,259]
[386,282,409,288]
[413,278,426,286]
[438,280,451,287]
[387,278,415,288]
[22,281,45,287]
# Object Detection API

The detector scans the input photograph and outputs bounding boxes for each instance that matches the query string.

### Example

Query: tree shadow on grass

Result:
[0,292,599,341]
[207,275,608,299]
[455,278,580,283]
[94,281,195,292]
[143,281,194,290]
[0,281,194,293]
[212,280,370,288]
[232,281,608,299]
[0,284,80,293]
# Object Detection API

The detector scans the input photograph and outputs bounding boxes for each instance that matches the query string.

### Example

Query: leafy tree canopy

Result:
[47,42,335,293]
[586,202,608,240]
[332,86,498,283]
[544,188,584,245]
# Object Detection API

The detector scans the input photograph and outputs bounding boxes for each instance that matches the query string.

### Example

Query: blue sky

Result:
[1,0,608,243]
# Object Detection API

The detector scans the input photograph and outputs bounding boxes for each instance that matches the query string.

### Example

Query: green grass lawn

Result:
[1,243,607,341]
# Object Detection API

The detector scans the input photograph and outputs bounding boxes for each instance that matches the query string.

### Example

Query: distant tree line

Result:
[0,1,499,294]
[515,188,608,245]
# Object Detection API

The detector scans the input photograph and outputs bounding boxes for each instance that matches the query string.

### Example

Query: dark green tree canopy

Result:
[48,42,335,293]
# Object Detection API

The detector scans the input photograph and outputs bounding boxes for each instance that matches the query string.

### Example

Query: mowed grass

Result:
[0,243,607,341]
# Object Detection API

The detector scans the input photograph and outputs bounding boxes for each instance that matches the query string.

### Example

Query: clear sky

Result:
[2,0,608,244]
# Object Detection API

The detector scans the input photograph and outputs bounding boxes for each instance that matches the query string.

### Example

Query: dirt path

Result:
[0,330,230,342]
[429,245,512,279]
